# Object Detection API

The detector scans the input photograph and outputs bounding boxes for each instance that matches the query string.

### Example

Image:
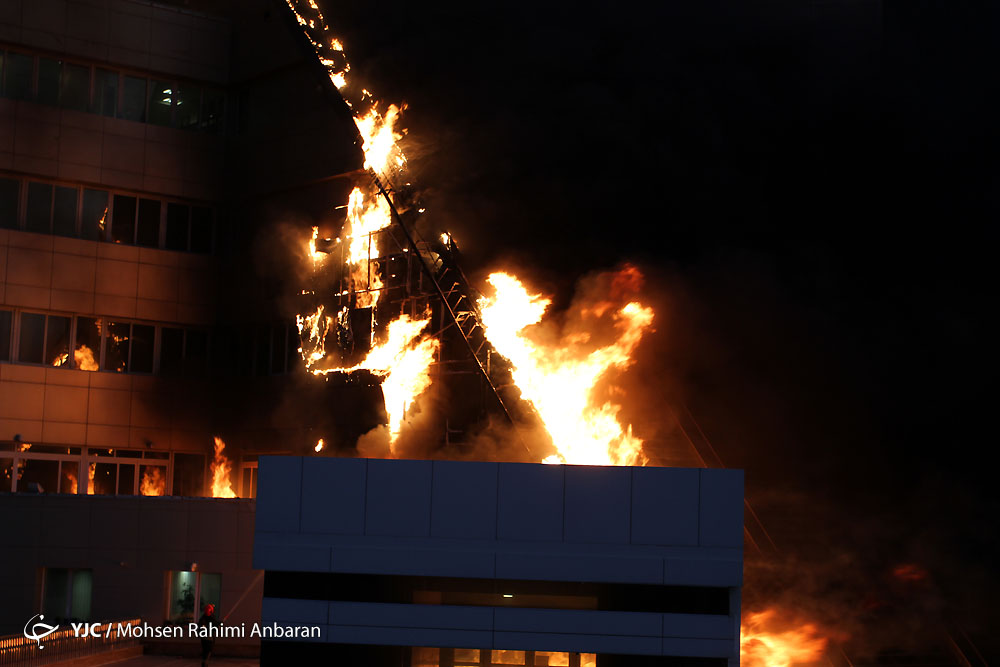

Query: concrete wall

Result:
[255,458,744,662]
[0,493,260,637]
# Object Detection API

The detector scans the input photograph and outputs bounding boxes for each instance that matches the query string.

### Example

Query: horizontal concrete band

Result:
[262,598,736,658]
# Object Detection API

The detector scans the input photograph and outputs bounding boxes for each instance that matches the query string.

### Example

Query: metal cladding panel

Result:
[329,602,494,631]
[630,467,699,546]
[661,613,733,640]
[262,597,328,625]
[330,545,495,579]
[327,626,493,648]
[563,465,631,544]
[495,551,663,585]
[496,463,564,542]
[365,459,433,537]
[663,558,742,587]
[661,637,734,658]
[300,457,366,535]
[493,608,661,637]
[255,455,302,533]
[253,543,330,572]
[698,469,745,548]
[430,460,499,539]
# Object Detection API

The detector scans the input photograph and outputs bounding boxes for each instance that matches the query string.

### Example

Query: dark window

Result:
[165,203,189,250]
[172,453,205,496]
[148,80,173,126]
[92,462,115,494]
[136,198,160,247]
[92,68,118,117]
[270,326,287,374]
[121,76,146,122]
[81,189,108,241]
[130,324,154,373]
[212,326,235,374]
[111,194,136,244]
[104,321,130,372]
[201,89,225,134]
[74,317,100,371]
[185,330,208,375]
[4,52,33,100]
[190,206,212,253]
[0,310,12,361]
[25,182,52,233]
[42,569,92,622]
[160,327,183,375]
[53,186,78,237]
[45,315,71,367]
[18,313,45,363]
[60,63,90,112]
[37,58,60,106]
[117,462,136,494]
[0,178,18,229]
[18,458,58,493]
[254,327,270,376]
[174,83,200,129]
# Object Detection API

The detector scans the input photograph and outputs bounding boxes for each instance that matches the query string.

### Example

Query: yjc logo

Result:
[22,614,58,649]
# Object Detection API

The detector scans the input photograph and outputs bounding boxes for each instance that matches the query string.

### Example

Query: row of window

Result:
[42,567,222,626]
[0,444,258,498]
[0,48,227,133]
[0,309,299,377]
[0,176,220,253]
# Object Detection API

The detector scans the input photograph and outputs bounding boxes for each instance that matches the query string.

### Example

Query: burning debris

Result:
[740,608,830,667]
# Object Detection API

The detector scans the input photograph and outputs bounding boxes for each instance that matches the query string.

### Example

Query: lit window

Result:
[81,189,109,241]
[167,571,221,623]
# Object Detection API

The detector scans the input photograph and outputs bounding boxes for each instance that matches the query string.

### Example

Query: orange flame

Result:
[65,468,77,494]
[210,437,237,498]
[140,467,166,496]
[314,438,325,452]
[297,306,334,369]
[87,462,95,495]
[313,313,439,452]
[75,345,98,371]
[354,104,407,175]
[740,609,830,667]
[478,272,653,466]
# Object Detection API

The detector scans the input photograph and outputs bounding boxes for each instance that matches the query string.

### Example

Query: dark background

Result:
[314,0,997,657]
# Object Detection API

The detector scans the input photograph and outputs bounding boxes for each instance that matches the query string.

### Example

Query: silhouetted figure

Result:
[198,603,216,666]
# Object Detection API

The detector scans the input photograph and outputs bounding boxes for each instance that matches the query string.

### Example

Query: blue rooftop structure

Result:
[253,457,744,667]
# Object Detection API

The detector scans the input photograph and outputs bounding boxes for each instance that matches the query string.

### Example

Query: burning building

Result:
[1,0,751,664]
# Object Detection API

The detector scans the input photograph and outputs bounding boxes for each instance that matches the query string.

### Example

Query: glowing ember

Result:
[51,352,69,367]
[140,467,165,496]
[19,442,31,452]
[210,437,237,498]
[740,609,830,667]
[892,563,929,582]
[478,270,653,466]
[314,438,325,453]
[297,306,334,369]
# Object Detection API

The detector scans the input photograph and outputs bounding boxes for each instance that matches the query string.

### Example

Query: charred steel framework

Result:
[307,171,524,449]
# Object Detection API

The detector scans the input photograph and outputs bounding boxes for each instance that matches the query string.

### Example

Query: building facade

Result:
[254,457,744,666]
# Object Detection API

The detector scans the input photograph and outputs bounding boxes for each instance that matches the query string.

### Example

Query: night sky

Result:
[315,0,997,655]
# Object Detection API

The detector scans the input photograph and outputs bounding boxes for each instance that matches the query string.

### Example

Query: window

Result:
[167,571,221,623]
[74,316,100,371]
[81,189,109,241]
[111,194,136,244]
[121,75,146,122]
[53,186,78,237]
[3,52,33,100]
[17,313,45,364]
[136,198,161,247]
[148,80,173,126]
[0,178,18,229]
[240,461,258,499]
[165,202,190,251]
[25,182,53,233]
[43,569,92,623]
[60,62,90,112]
[174,82,200,129]
[0,309,11,361]
[190,206,213,253]
[160,327,183,375]
[409,649,596,667]
[173,453,206,496]
[91,68,118,117]
[36,58,60,106]
[202,88,226,134]
[103,322,155,373]
[17,458,58,493]
[45,315,71,367]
